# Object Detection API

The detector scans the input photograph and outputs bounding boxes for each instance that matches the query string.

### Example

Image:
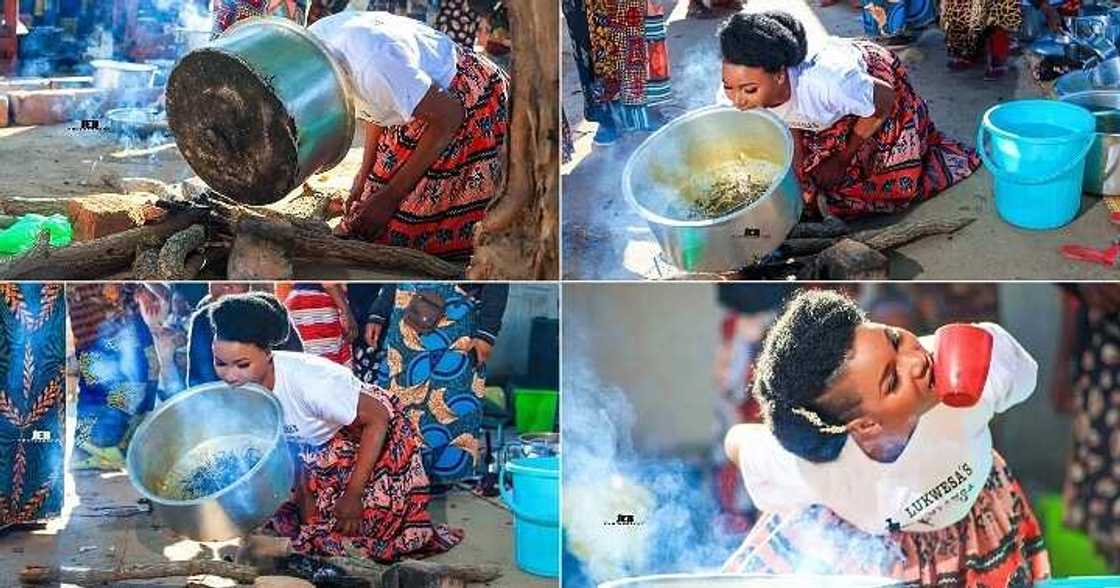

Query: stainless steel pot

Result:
[90,59,158,90]
[622,106,802,273]
[1060,90,1120,195]
[166,16,356,205]
[599,574,902,587]
[126,382,294,541]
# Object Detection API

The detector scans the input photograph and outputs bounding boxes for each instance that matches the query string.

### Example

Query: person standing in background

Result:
[283,283,358,368]
[565,0,674,146]
[939,0,1022,80]
[346,283,385,384]
[1052,284,1120,571]
[366,284,508,486]
[710,284,794,532]
[861,0,936,47]
[68,284,156,471]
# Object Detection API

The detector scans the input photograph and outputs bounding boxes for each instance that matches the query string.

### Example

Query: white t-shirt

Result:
[308,11,458,126]
[737,323,1038,535]
[715,37,877,130]
[270,350,363,447]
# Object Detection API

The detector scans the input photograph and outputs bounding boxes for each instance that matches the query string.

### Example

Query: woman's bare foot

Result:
[236,535,292,572]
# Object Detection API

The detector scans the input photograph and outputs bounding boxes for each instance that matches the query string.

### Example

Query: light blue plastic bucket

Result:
[1037,578,1120,587]
[500,455,559,577]
[977,100,1095,230]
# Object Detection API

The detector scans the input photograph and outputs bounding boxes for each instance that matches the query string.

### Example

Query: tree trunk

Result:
[467,0,559,280]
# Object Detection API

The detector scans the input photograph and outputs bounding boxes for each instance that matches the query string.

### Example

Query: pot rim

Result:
[622,105,795,228]
[125,381,286,507]
[221,16,357,170]
[1060,90,1120,135]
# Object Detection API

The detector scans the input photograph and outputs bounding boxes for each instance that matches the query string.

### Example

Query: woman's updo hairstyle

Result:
[209,292,291,350]
[719,11,809,73]
[751,289,866,462]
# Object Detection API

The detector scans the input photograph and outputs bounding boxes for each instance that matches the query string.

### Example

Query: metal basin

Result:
[166,16,356,205]
[106,107,170,139]
[1061,90,1120,195]
[90,59,158,90]
[126,382,294,541]
[622,106,802,273]
[599,574,902,587]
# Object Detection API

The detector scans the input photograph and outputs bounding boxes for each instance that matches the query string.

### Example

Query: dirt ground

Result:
[0,123,425,280]
[0,398,553,588]
[561,0,1120,279]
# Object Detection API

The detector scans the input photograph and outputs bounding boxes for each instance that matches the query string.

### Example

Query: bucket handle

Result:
[499,463,559,527]
[977,123,1094,186]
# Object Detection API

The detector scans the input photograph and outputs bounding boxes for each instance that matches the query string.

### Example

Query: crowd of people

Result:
[68,282,510,562]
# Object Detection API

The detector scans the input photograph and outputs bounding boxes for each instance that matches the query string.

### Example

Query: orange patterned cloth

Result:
[724,451,1051,587]
[264,385,463,561]
[340,49,509,259]
[798,41,980,218]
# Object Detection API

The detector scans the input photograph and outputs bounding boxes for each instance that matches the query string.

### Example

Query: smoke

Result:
[178,1,212,32]
[562,320,740,586]
[672,35,723,111]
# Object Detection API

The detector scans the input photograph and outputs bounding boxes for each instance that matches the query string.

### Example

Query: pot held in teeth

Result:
[166,17,356,205]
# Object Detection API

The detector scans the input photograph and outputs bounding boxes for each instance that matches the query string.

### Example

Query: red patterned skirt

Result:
[799,42,980,218]
[723,451,1051,587]
[264,386,464,562]
[340,50,509,260]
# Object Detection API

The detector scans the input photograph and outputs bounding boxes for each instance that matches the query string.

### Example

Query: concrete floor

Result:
[0,470,552,587]
[561,0,1120,279]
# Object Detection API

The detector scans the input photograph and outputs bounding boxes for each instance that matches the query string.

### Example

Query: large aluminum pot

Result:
[599,574,902,587]
[622,106,802,273]
[1060,90,1120,195]
[90,59,157,90]
[166,16,355,205]
[126,382,294,541]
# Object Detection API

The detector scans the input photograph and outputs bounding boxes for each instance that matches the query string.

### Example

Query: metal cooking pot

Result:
[1060,90,1120,195]
[622,106,802,273]
[90,59,158,90]
[166,16,356,205]
[126,382,294,541]
[106,107,170,140]
[598,574,902,587]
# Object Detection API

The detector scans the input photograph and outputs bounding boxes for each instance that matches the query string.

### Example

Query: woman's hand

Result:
[364,323,383,348]
[346,184,404,240]
[334,491,363,536]
[470,338,494,365]
[814,154,850,188]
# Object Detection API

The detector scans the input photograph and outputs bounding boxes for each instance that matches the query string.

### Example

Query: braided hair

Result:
[752,289,866,462]
[718,11,809,73]
[209,292,291,350]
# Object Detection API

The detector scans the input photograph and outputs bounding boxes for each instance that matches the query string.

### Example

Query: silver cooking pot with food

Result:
[622,106,802,273]
[599,574,903,587]
[126,382,294,541]
[166,16,356,205]
[1060,90,1120,195]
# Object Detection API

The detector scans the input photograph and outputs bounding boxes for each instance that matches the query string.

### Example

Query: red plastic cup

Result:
[933,324,994,408]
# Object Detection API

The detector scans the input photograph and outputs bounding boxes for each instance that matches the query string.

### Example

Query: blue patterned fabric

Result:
[377,284,486,484]
[862,0,937,38]
[0,284,66,528]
